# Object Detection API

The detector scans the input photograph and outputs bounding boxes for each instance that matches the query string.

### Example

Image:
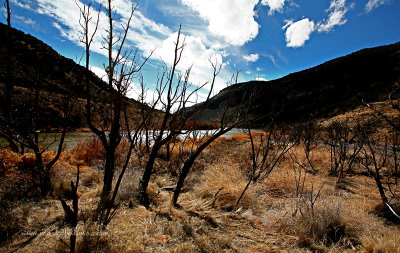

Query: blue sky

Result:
[4,0,400,99]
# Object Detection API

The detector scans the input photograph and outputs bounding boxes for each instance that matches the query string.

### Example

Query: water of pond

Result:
[0,128,258,151]
[0,132,95,151]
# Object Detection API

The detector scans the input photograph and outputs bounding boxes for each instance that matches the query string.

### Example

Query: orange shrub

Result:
[230,134,250,142]
[18,150,63,171]
[20,153,37,171]
[115,138,131,162]
[229,132,265,142]
[71,137,137,165]
[0,149,22,174]
[71,138,105,165]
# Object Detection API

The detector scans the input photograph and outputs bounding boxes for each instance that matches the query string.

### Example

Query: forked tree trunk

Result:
[172,126,234,206]
[139,141,164,208]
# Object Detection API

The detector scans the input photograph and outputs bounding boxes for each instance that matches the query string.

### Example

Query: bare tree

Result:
[235,123,296,209]
[0,1,76,197]
[0,76,73,196]
[172,107,244,207]
[387,131,400,206]
[364,83,400,133]
[294,121,319,174]
[291,163,326,218]
[361,132,389,204]
[0,0,18,152]
[77,0,151,224]
[137,27,242,208]
[324,121,364,184]
[4,0,10,27]
[59,166,80,253]
[361,84,400,218]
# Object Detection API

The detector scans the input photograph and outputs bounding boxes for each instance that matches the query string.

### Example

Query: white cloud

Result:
[283,18,315,48]
[16,0,233,97]
[10,0,33,10]
[266,54,278,66]
[261,0,286,14]
[14,15,37,27]
[90,65,107,81]
[282,0,353,48]
[365,0,389,13]
[155,32,228,93]
[255,76,268,81]
[99,0,171,37]
[318,0,351,32]
[282,19,294,30]
[243,53,259,62]
[17,0,170,58]
[180,0,260,46]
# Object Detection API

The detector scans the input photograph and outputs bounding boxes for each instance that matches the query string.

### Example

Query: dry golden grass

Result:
[193,162,257,210]
[362,228,400,253]
[319,99,400,131]
[1,119,400,252]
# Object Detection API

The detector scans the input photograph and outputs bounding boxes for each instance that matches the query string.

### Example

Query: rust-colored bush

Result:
[19,151,61,171]
[71,137,140,166]
[229,132,265,142]
[0,150,55,173]
[0,149,22,175]
[229,134,250,142]
[71,138,105,165]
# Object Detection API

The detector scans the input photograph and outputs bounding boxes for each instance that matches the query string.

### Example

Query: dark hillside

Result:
[0,22,108,100]
[0,23,150,131]
[187,42,400,126]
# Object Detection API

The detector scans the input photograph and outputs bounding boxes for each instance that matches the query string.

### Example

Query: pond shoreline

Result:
[0,128,261,151]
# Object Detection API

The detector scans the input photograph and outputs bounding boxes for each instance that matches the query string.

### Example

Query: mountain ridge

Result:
[0,22,111,101]
[0,23,147,130]
[187,41,400,127]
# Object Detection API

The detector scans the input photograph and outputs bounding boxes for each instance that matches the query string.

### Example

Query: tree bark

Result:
[172,126,235,206]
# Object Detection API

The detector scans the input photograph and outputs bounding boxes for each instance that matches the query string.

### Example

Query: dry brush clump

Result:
[2,96,400,252]
[362,227,400,253]
[1,125,399,252]
[70,137,105,166]
[0,145,104,202]
[276,191,371,251]
[193,162,257,210]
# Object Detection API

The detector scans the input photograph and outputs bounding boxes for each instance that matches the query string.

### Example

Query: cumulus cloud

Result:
[16,0,232,96]
[318,0,351,32]
[155,32,227,92]
[243,53,259,62]
[283,0,352,47]
[283,18,315,48]
[180,0,260,46]
[365,0,389,13]
[261,0,286,14]
[16,0,170,58]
